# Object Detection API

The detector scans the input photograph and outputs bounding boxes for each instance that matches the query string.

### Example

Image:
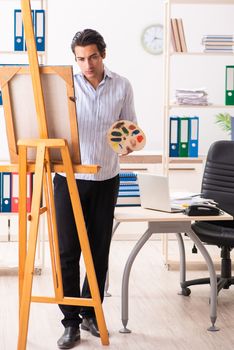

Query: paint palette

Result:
[107,120,146,154]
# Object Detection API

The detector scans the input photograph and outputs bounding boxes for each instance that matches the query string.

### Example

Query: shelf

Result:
[169,104,234,109]
[0,51,45,55]
[170,52,234,56]
[168,0,234,4]
[169,156,204,163]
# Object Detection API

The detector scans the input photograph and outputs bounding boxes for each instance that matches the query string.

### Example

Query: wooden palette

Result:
[107,120,146,154]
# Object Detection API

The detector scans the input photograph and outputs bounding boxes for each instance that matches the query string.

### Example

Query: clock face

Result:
[141,24,163,55]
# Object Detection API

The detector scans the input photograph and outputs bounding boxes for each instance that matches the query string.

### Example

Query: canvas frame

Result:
[0,65,81,164]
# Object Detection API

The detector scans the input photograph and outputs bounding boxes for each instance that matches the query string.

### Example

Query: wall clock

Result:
[141,24,163,55]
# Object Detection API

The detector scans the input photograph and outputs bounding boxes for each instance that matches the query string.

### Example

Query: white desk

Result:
[114,207,233,333]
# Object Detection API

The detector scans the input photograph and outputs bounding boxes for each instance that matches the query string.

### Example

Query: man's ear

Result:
[101,50,106,59]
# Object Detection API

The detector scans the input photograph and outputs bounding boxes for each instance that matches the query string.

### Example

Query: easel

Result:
[15,0,109,348]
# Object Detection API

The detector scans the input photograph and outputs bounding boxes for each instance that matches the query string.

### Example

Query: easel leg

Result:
[18,145,28,311]
[43,157,63,299]
[17,144,46,350]
[61,145,109,345]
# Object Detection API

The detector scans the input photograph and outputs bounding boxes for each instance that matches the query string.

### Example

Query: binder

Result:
[11,172,33,212]
[188,116,199,157]
[25,10,35,51]
[225,66,234,105]
[27,173,33,212]
[1,172,11,212]
[179,117,189,157]
[0,173,1,212]
[0,90,2,105]
[11,172,19,212]
[35,10,45,51]
[14,9,24,51]
[169,116,180,157]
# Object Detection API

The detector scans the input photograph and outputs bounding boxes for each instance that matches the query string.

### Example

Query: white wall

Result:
[0,0,233,161]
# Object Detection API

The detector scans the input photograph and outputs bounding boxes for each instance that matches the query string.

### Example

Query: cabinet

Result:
[162,0,234,267]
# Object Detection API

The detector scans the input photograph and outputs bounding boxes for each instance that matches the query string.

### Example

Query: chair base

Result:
[181,276,234,295]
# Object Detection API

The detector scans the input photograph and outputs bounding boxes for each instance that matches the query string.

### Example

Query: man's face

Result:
[74,44,105,81]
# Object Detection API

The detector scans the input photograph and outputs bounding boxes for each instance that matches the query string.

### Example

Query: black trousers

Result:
[53,173,119,328]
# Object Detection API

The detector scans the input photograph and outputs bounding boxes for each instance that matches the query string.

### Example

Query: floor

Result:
[0,239,234,350]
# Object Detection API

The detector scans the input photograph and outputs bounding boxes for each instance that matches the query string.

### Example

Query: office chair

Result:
[181,140,234,296]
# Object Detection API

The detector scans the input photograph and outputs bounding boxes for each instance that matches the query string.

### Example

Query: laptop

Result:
[137,173,183,213]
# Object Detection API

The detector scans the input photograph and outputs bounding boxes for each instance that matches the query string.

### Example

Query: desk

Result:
[114,207,232,333]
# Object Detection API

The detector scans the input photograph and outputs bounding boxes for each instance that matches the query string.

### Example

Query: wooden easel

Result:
[16,0,109,348]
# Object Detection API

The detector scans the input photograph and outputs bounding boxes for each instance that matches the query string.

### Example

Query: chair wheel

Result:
[181,287,191,296]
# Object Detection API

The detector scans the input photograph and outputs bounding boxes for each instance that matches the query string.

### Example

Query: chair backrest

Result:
[201,140,234,216]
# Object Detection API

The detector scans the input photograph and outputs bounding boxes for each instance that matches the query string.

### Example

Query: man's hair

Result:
[71,29,106,55]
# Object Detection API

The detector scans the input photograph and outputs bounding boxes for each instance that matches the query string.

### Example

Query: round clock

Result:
[141,24,163,55]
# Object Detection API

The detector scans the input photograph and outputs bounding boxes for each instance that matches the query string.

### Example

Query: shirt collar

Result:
[103,66,113,79]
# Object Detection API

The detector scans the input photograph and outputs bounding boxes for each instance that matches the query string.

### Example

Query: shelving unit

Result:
[162,0,234,267]
[163,0,234,175]
[0,0,47,272]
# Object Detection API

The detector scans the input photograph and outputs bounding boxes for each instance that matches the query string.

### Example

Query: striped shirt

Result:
[73,66,137,181]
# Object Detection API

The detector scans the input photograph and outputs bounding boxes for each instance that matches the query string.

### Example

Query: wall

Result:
[0,0,233,161]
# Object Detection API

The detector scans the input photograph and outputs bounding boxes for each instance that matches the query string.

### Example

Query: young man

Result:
[54,29,137,349]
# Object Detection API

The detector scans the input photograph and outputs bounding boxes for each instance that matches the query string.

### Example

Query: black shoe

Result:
[81,317,100,338]
[57,326,80,349]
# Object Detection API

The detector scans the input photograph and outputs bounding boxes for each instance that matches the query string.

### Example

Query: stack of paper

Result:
[171,192,217,209]
[202,35,234,53]
[175,88,209,106]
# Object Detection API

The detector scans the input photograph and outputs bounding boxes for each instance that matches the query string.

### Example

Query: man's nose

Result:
[85,58,92,68]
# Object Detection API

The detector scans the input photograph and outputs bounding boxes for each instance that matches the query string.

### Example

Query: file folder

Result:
[25,10,35,51]
[35,10,45,51]
[0,90,2,105]
[0,173,2,212]
[27,173,33,212]
[14,9,24,51]
[225,66,234,105]
[1,172,11,212]
[11,173,33,212]
[169,116,180,157]
[188,116,199,157]
[11,172,19,212]
[179,117,189,157]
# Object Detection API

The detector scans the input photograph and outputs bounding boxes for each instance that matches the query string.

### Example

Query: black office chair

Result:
[181,140,234,296]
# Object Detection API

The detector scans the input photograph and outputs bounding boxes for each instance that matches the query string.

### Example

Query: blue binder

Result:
[14,9,24,51]
[188,116,199,157]
[169,116,180,157]
[0,90,2,106]
[1,172,11,212]
[25,10,35,51]
[35,10,45,51]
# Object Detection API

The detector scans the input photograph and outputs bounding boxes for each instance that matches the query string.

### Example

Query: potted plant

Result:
[215,112,234,140]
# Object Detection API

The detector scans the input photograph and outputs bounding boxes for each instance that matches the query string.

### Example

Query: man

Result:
[54,29,137,349]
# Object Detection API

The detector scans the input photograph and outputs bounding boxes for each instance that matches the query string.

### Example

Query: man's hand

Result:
[121,146,133,156]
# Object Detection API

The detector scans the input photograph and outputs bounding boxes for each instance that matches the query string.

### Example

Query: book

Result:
[170,18,182,52]
[116,192,141,206]
[119,184,139,191]
[170,20,177,52]
[119,172,137,182]
[203,41,234,46]
[177,18,187,52]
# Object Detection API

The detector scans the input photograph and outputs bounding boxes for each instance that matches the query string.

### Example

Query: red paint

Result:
[137,135,144,143]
